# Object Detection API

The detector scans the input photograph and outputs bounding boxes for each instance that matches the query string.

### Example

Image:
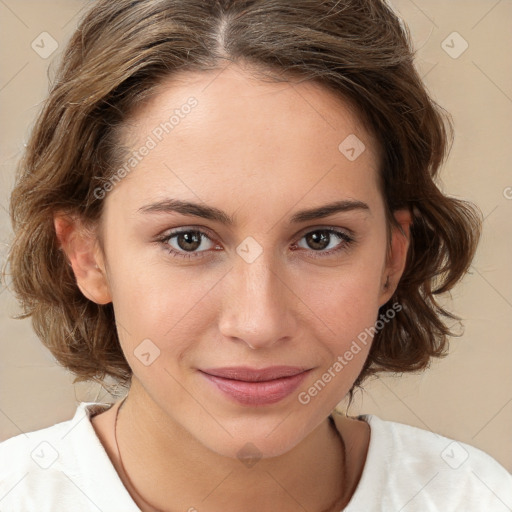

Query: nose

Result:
[218,254,298,350]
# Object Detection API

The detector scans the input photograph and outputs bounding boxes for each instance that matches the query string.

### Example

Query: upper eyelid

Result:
[160,226,217,243]
[160,225,354,247]
[161,224,353,236]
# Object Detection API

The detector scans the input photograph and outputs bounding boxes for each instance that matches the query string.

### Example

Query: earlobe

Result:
[379,208,412,306]
[54,213,112,305]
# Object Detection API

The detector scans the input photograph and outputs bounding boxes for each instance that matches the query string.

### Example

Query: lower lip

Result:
[200,370,310,406]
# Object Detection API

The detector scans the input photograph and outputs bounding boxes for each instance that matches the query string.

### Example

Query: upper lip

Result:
[200,366,310,382]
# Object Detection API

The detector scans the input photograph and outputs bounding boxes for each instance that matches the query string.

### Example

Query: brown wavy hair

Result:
[5,0,481,404]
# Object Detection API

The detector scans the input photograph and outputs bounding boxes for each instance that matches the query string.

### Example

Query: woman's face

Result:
[88,63,409,458]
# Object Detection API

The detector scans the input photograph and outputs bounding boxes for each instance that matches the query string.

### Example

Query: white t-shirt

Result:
[0,402,511,511]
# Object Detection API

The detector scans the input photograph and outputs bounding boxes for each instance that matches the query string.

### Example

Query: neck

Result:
[112,386,350,512]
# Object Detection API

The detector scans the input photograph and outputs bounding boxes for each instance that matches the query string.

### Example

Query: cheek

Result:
[302,247,386,333]
[105,245,220,357]
[303,277,382,362]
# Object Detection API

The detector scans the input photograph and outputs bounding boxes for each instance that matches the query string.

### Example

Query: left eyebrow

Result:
[137,198,371,225]
[289,199,371,223]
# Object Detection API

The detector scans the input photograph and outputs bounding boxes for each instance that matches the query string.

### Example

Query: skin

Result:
[55,62,411,512]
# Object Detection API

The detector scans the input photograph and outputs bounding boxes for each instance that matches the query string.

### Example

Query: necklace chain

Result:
[113,397,348,512]
[114,397,162,512]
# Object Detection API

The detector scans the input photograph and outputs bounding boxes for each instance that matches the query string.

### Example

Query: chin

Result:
[186,413,312,462]
[204,432,302,462]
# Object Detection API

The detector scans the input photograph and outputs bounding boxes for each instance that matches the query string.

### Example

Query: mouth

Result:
[198,366,312,406]
[200,365,310,381]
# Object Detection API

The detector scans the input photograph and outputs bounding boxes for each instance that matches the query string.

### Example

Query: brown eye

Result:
[159,229,217,260]
[304,230,331,250]
[295,228,354,257]
[174,231,202,251]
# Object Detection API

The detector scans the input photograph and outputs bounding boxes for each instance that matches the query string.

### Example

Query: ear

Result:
[54,213,112,305]
[378,208,412,307]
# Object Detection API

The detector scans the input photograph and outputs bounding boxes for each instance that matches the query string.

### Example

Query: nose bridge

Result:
[218,249,296,348]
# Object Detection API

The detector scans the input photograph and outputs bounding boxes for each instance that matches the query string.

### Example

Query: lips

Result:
[199,366,312,406]
[200,366,309,381]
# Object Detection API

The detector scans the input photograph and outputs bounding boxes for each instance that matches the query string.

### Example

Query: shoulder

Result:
[0,401,110,470]
[0,402,139,512]
[345,413,512,511]
[371,414,510,475]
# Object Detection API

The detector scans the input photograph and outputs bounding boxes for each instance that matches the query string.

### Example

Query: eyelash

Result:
[156,227,355,261]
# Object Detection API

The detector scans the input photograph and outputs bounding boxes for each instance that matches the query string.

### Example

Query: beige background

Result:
[1,0,511,472]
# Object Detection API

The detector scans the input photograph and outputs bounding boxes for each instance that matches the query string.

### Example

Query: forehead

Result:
[109,63,382,210]
[123,63,379,153]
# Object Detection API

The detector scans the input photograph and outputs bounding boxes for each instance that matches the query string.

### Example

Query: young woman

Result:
[1,0,511,511]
